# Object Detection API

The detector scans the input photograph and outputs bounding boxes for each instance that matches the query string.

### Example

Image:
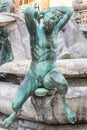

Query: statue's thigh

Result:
[43,68,68,95]
[12,71,39,107]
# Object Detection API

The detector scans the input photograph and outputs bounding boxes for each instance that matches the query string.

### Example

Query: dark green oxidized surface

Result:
[0,2,13,66]
[3,6,76,127]
[0,28,13,65]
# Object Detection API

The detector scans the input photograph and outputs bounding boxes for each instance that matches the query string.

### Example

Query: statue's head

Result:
[41,8,63,32]
[24,7,63,33]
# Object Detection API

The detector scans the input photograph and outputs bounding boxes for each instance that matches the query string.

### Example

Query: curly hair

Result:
[43,8,63,32]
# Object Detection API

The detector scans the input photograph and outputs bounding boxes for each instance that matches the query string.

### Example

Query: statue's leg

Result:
[3,71,39,127]
[43,68,76,124]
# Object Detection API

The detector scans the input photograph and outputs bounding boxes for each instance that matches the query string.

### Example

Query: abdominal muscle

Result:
[30,60,56,78]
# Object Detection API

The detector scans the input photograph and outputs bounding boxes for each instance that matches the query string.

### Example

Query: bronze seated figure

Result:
[3,6,76,127]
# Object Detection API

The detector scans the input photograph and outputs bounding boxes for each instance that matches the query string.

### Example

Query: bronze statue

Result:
[0,28,13,66]
[3,6,76,127]
[0,2,13,66]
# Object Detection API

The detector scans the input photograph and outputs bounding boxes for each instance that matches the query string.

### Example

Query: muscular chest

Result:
[36,27,47,48]
[36,27,57,49]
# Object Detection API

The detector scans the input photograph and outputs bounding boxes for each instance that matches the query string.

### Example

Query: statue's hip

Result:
[30,60,56,78]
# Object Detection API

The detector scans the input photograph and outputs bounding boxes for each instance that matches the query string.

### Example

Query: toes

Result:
[2,119,11,128]
[67,114,76,124]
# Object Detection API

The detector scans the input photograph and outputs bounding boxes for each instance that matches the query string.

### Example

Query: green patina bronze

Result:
[3,6,76,127]
[0,2,13,66]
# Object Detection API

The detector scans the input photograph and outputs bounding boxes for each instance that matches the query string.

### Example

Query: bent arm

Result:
[24,7,38,34]
[54,6,74,32]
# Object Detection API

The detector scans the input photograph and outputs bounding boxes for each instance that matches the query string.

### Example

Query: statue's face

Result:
[43,12,54,31]
[34,8,63,33]
[35,12,53,31]
[40,9,63,32]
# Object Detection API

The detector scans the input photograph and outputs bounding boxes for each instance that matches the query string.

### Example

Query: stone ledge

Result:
[0,13,16,26]
[0,59,87,78]
[0,113,87,130]
[0,82,87,124]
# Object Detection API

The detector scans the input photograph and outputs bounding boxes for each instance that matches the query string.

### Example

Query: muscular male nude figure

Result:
[3,6,76,127]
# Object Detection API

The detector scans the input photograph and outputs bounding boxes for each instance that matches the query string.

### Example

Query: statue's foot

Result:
[66,109,76,124]
[62,96,76,124]
[2,118,12,128]
[2,112,17,128]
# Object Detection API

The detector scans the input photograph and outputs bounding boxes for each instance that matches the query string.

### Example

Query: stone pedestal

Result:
[0,59,87,129]
[0,12,87,130]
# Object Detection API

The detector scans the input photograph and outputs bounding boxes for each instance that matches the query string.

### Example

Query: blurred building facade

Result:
[50,0,73,7]
[14,0,73,12]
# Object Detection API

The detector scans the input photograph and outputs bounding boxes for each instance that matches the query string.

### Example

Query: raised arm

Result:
[54,6,74,32]
[24,7,39,35]
[41,6,73,33]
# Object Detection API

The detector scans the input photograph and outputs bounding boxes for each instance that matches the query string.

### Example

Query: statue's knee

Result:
[49,69,68,95]
[43,69,68,95]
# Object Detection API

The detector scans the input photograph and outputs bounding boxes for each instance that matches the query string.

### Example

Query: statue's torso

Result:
[30,26,58,77]
[30,26,58,61]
